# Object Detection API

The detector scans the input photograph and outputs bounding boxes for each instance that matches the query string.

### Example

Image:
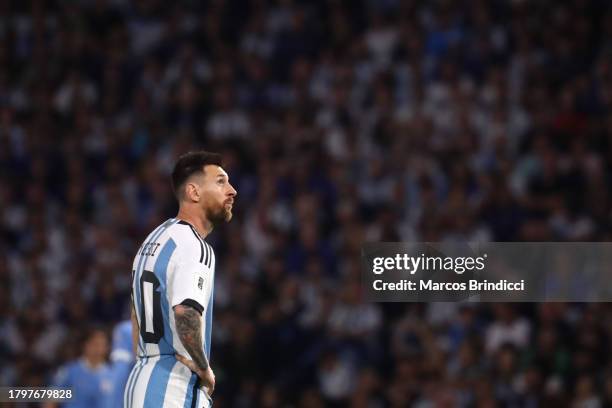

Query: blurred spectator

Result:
[485,303,531,355]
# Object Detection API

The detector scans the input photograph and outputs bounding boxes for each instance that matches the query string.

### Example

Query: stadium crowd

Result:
[1,0,612,406]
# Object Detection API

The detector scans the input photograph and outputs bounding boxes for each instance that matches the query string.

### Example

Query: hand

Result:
[175,354,215,395]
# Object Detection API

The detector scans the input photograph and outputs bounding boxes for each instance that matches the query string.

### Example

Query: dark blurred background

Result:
[1,0,612,406]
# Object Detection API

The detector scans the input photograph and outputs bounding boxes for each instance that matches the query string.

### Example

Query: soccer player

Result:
[45,328,110,408]
[101,320,134,408]
[124,151,237,408]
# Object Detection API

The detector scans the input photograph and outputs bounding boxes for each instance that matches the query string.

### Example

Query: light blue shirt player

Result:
[124,218,216,408]
[52,359,110,408]
[49,328,110,408]
[101,320,134,408]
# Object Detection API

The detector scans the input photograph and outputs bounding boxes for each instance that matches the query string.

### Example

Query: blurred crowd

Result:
[1,0,612,406]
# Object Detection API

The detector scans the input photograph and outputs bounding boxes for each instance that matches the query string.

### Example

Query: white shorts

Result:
[124,355,212,408]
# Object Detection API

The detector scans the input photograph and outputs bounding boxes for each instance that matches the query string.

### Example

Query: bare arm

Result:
[131,301,139,357]
[174,304,209,372]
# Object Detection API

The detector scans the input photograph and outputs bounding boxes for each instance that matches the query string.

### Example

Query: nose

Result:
[228,184,237,197]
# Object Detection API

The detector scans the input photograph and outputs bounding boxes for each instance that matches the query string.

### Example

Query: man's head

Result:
[82,328,109,363]
[171,151,237,225]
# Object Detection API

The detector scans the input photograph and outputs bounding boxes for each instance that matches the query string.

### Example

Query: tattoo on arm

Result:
[174,304,209,372]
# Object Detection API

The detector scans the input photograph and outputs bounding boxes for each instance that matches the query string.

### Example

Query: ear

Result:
[185,182,201,202]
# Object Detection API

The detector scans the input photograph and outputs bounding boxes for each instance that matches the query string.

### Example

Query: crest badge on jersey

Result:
[198,277,204,290]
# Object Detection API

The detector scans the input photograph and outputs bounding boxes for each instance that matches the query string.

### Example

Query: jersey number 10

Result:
[140,270,164,344]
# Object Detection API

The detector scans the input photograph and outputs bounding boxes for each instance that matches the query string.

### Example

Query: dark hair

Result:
[171,151,223,199]
[81,326,107,348]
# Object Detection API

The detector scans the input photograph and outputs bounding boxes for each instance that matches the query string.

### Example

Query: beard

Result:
[208,205,233,225]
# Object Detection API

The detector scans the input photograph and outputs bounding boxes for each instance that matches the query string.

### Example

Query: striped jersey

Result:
[124,218,215,408]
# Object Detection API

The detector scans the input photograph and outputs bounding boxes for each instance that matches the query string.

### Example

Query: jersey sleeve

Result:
[169,245,214,315]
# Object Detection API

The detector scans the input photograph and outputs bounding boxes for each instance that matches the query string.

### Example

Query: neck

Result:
[84,356,103,369]
[176,208,213,238]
